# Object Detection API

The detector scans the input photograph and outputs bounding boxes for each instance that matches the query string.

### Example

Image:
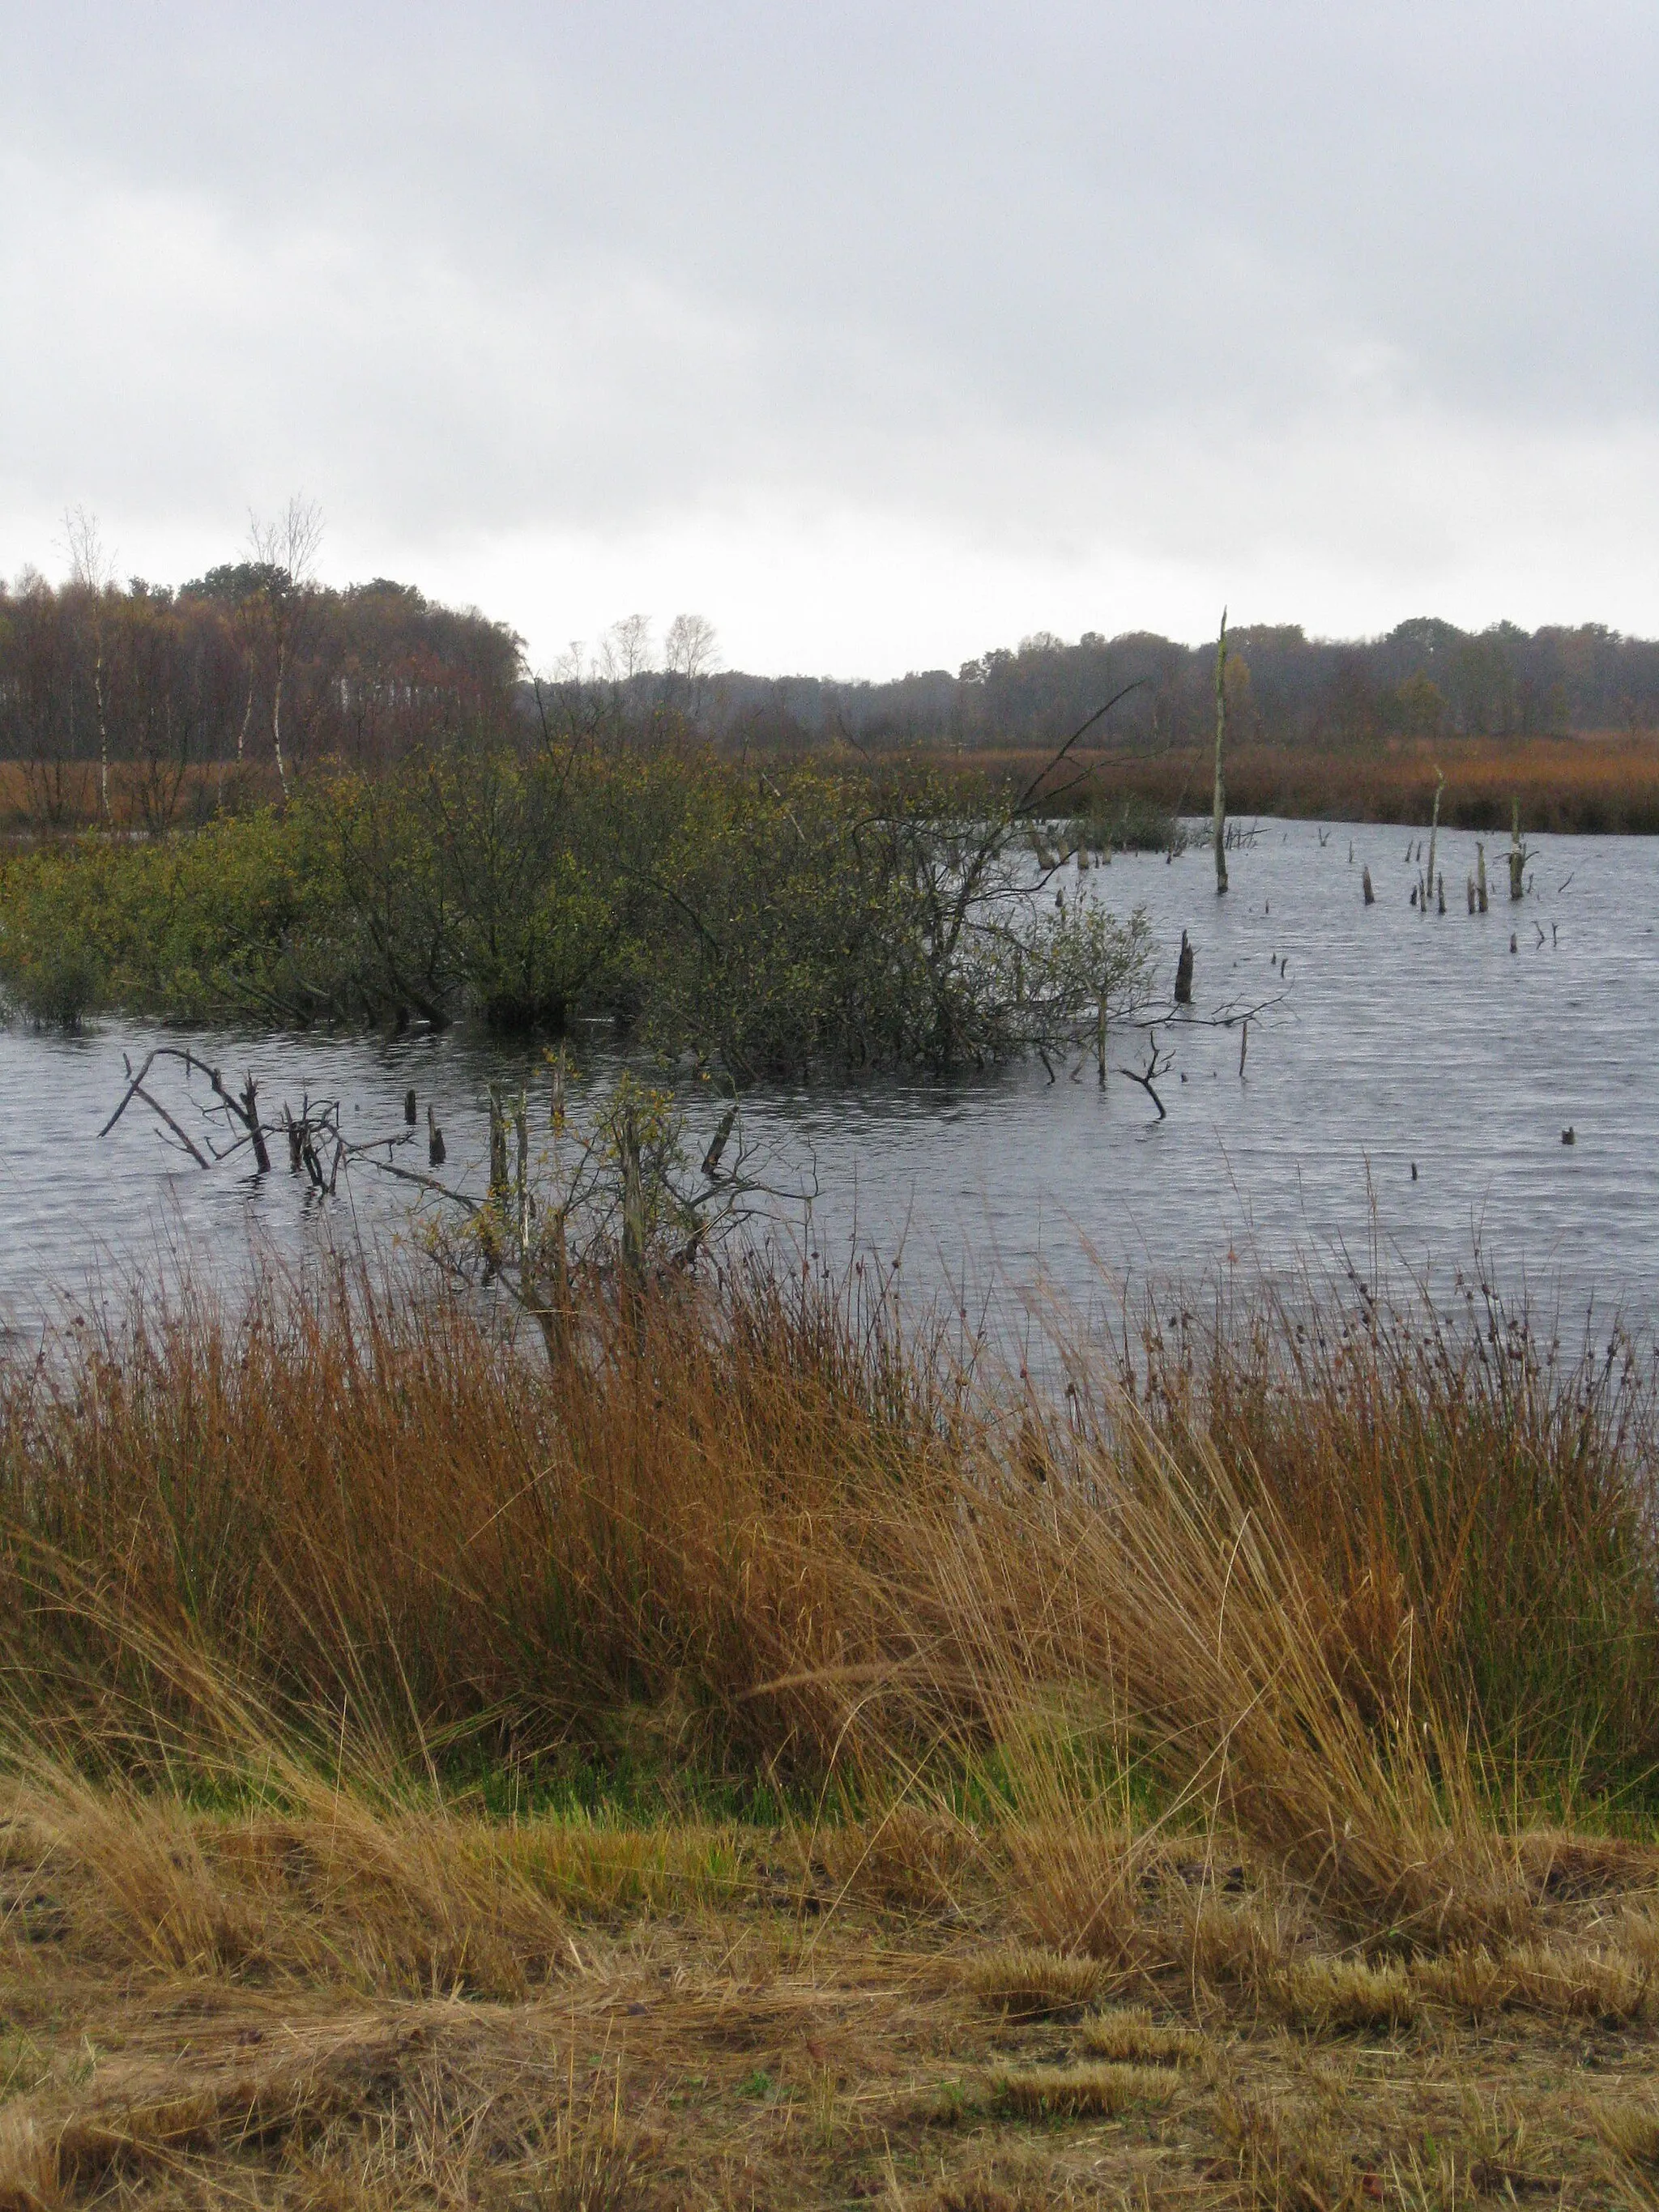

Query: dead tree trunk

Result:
[1212,610,1229,896]
[1424,771,1444,917]
[1362,865,1375,905]
[1508,800,1526,900]
[488,1085,510,1205]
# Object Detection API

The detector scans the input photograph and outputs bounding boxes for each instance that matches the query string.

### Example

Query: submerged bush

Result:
[0,938,102,1028]
[0,748,1153,1074]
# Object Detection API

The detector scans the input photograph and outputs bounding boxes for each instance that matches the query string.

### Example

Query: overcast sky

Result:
[2,2,1655,676]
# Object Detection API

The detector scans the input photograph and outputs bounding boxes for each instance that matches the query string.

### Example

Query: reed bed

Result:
[975,733,1659,834]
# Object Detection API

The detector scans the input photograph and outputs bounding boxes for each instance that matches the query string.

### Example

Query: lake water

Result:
[2,817,1655,1339]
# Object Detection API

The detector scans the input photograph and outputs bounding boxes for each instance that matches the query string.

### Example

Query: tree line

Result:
[6,524,1659,834]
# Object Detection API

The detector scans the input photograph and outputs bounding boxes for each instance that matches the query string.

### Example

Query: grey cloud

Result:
[2,1,1656,663]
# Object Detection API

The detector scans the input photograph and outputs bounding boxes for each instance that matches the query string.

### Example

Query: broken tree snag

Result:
[1424,770,1445,917]
[1175,928,1195,1005]
[1212,609,1229,895]
[1467,872,1476,914]
[1477,840,1488,912]
[428,1102,446,1166]
[1239,1017,1248,1077]
[403,1088,416,1126]
[1120,1029,1175,1120]
[1508,799,1526,901]
[1362,864,1375,905]
[241,1074,272,1173]
[1437,873,1446,914]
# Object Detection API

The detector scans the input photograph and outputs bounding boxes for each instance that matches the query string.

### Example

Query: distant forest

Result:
[4,543,1659,832]
[699,620,1659,752]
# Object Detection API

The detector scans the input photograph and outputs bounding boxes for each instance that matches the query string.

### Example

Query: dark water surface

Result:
[2,818,1653,1335]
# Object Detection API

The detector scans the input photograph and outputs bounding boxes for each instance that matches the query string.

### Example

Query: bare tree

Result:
[664,612,717,676]
[603,613,655,684]
[247,497,323,799]
[62,507,114,820]
[664,612,719,722]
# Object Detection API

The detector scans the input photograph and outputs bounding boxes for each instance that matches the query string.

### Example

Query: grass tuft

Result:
[987,2062,1178,2120]
[1415,1939,1653,2023]
[1077,2004,1205,2065]
[961,1947,1107,2018]
[1600,2104,1659,2169]
[1273,1958,1420,2034]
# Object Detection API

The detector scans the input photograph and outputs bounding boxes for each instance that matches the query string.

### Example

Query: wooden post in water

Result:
[1476,842,1488,912]
[427,1103,446,1166]
[514,1090,531,1265]
[1362,864,1375,905]
[1175,928,1195,1004]
[1212,611,1229,896]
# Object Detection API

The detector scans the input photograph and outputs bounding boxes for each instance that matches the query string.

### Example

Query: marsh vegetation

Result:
[2,1258,1658,2206]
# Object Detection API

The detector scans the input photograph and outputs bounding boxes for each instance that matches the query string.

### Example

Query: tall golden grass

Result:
[980,733,1659,833]
[2,1259,1656,1950]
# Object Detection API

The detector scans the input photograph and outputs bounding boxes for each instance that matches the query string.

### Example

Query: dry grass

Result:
[1599,2101,1659,2168]
[0,1778,1653,2208]
[806,1805,979,1917]
[1215,2090,1375,2212]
